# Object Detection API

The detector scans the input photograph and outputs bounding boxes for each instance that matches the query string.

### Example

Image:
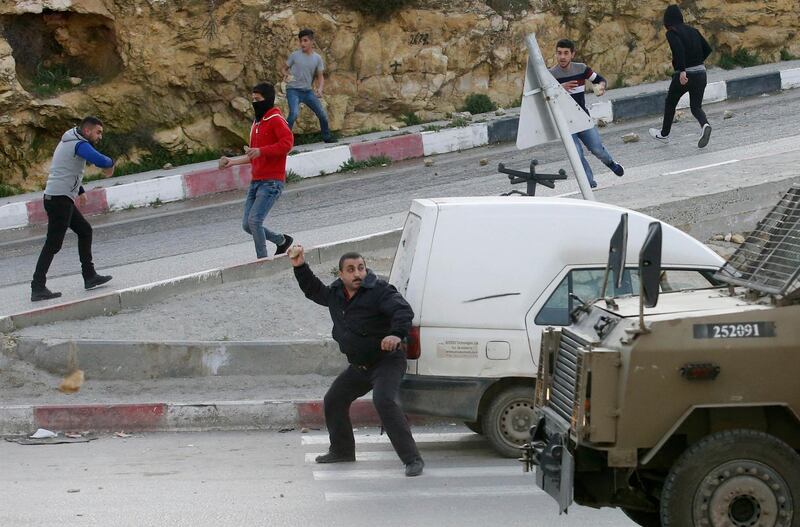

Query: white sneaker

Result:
[698,124,712,148]
[649,128,669,142]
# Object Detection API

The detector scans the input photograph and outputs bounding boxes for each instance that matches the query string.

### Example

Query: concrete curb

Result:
[0,398,435,435]
[0,229,402,332]
[2,65,799,232]
[12,337,342,380]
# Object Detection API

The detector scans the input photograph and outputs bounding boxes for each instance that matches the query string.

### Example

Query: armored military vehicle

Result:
[522,185,800,526]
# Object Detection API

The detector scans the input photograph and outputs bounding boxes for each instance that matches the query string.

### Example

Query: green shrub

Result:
[339,0,413,19]
[286,169,302,183]
[461,93,497,115]
[31,62,74,97]
[448,116,470,128]
[718,49,761,70]
[0,183,24,198]
[355,127,383,135]
[339,155,392,172]
[400,112,422,126]
[292,131,340,145]
[486,0,528,13]
[780,49,799,61]
[97,129,220,177]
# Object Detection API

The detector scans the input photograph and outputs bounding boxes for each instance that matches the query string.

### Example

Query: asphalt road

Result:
[3,88,800,314]
[0,426,635,527]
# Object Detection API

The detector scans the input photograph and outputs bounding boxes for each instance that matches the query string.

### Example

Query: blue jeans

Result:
[572,127,614,185]
[286,87,331,139]
[242,180,285,258]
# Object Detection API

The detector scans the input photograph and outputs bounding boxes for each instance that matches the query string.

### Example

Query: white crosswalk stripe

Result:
[313,465,524,480]
[301,431,481,446]
[324,485,543,502]
[305,451,399,463]
[302,429,541,504]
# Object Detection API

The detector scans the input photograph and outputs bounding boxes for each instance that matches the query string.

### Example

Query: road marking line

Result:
[325,485,543,502]
[301,431,481,446]
[662,159,739,175]
[307,451,402,463]
[313,465,524,480]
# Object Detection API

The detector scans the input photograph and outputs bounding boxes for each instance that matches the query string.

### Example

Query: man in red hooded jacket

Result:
[219,83,295,258]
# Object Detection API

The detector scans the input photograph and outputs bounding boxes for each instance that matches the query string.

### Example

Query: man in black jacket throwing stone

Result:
[649,4,713,148]
[289,245,424,477]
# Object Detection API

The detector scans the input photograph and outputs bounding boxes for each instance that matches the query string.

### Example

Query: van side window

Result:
[535,268,714,326]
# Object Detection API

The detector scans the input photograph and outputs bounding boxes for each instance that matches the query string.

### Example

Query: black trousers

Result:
[661,70,709,136]
[32,195,95,288]
[324,350,420,464]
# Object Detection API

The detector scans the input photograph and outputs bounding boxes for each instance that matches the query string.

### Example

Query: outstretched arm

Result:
[290,245,331,307]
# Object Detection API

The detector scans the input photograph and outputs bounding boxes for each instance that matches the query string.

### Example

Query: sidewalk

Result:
[2,61,799,231]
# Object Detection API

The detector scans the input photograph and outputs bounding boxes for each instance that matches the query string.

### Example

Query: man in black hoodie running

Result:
[649,5,714,148]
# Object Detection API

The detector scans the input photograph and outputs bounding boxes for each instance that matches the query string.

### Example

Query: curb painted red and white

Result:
[2,66,799,232]
[0,399,435,435]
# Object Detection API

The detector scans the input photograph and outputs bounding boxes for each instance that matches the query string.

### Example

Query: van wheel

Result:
[661,429,800,527]
[464,420,483,435]
[482,385,536,458]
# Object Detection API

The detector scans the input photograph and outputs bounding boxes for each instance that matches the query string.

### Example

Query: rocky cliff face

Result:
[1,0,798,188]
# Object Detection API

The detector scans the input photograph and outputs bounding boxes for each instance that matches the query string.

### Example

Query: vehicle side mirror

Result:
[609,213,628,290]
[639,222,663,308]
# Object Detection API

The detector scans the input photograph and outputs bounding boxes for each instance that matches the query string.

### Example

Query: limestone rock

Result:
[724,110,734,119]
[622,133,640,143]
[731,233,746,244]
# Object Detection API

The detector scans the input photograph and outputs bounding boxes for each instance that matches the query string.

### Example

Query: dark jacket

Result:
[293,263,414,366]
[663,5,712,72]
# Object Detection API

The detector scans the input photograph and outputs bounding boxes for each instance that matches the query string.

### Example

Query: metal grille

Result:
[715,184,800,296]
[548,329,587,423]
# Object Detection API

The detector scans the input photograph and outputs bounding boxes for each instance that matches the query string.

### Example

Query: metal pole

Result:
[525,34,596,201]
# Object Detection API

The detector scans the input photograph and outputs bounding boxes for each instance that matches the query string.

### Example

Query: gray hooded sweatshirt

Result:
[44,128,110,201]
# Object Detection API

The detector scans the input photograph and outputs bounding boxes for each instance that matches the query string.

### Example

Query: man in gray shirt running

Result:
[281,28,336,143]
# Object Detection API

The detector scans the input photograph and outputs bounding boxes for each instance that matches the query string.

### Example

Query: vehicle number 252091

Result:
[693,322,775,339]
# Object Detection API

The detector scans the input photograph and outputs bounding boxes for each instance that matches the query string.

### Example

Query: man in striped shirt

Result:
[549,39,624,188]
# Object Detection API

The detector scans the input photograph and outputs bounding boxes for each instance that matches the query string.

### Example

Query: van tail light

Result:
[406,326,420,359]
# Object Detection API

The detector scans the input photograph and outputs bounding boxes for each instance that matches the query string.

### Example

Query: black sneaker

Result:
[698,124,712,148]
[323,137,338,143]
[315,451,356,464]
[610,162,624,177]
[275,234,294,256]
[405,458,424,477]
[31,286,62,302]
[84,274,112,290]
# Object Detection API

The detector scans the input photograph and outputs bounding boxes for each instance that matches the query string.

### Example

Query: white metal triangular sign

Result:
[516,50,595,150]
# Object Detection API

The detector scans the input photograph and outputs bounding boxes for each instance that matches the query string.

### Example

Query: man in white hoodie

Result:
[31,116,115,301]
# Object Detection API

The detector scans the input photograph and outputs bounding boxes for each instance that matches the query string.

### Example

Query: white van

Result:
[389,197,725,457]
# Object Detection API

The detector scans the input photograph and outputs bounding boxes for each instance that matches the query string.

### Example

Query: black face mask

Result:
[252,100,271,121]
